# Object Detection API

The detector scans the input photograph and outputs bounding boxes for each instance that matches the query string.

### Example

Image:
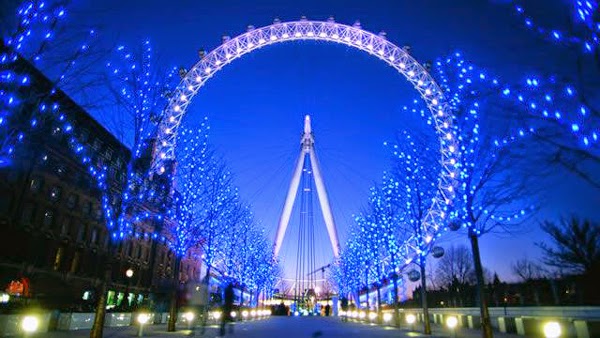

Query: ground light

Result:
[543,321,561,338]
[406,313,416,331]
[383,313,392,323]
[136,313,150,337]
[446,316,458,338]
[368,312,377,321]
[184,311,195,329]
[21,315,39,335]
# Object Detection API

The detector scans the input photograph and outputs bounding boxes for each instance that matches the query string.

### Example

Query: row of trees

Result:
[334,1,599,337]
[1,1,279,336]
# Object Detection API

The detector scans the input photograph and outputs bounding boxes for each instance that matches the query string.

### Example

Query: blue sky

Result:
[61,0,600,284]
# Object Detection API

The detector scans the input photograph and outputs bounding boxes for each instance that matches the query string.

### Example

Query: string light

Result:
[506,0,599,53]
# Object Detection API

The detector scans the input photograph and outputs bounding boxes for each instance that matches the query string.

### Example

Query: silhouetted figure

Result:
[340,297,349,322]
[324,304,331,316]
[220,283,235,336]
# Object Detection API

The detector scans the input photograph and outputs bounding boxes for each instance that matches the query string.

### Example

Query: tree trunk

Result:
[469,232,493,338]
[392,275,400,327]
[167,255,182,332]
[376,284,382,323]
[419,260,431,335]
[90,257,112,338]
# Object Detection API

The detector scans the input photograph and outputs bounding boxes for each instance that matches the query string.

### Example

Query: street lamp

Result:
[543,322,561,338]
[406,313,416,331]
[124,268,134,310]
[137,313,150,337]
[446,316,458,338]
[383,313,393,324]
[21,315,39,336]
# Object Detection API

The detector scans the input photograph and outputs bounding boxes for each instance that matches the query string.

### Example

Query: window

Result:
[82,201,91,215]
[43,210,54,228]
[60,217,71,236]
[95,208,103,221]
[76,224,86,242]
[105,147,113,161]
[49,186,62,202]
[103,233,110,249]
[79,129,89,143]
[53,247,64,271]
[29,177,43,193]
[67,194,78,209]
[20,204,35,225]
[70,251,80,273]
[90,227,98,245]
[93,138,102,151]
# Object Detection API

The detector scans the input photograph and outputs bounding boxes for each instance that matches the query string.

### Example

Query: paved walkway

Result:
[31,317,522,338]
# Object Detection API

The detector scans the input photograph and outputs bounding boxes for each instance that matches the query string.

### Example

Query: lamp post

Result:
[124,268,134,310]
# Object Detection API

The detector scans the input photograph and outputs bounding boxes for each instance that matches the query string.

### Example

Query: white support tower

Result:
[274,115,340,258]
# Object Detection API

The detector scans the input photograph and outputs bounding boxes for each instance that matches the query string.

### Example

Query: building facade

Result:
[0,54,202,312]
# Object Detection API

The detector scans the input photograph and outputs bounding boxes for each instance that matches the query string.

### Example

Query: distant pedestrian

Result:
[220,283,235,336]
[324,304,331,316]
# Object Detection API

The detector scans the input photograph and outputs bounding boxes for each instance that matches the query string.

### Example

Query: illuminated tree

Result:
[0,3,129,337]
[364,181,406,323]
[218,203,278,306]
[1,0,104,165]
[497,0,600,189]
[433,53,538,338]
[385,129,443,335]
[167,123,238,330]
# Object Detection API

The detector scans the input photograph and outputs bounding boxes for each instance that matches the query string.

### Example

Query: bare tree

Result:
[436,245,474,287]
[538,216,600,274]
[512,258,545,281]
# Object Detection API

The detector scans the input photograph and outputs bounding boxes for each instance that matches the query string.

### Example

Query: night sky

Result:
[59,0,600,284]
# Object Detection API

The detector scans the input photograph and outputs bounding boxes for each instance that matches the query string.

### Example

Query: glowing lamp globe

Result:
[446,316,458,329]
[137,313,150,324]
[21,316,39,333]
[406,314,416,324]
[543,322,561,338]
[184,312,194,321]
